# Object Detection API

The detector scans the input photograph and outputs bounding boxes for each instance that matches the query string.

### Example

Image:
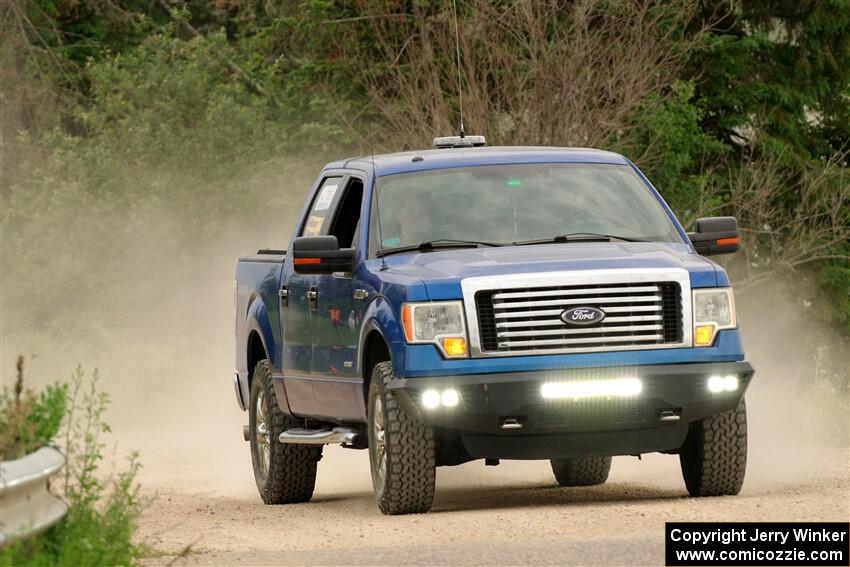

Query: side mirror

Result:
[292,236,355,274]
[688,217,740,256]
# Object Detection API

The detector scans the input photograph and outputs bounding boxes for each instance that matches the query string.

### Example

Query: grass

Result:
[0,360,144,567]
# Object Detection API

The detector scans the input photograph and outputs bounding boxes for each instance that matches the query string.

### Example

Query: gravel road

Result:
[134,422,848,566]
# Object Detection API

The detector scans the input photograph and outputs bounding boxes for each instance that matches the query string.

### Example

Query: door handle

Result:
[307,287,318,309]
[279,286,288,307]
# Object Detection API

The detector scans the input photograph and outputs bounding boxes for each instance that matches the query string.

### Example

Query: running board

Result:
[279,427,363,447]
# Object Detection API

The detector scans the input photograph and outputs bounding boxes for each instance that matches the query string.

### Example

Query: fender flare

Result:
[246,294,276,366]
[358,295,405,377]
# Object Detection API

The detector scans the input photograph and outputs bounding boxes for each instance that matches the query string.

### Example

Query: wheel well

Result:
[362,330,390,401]
[247,330,267,388]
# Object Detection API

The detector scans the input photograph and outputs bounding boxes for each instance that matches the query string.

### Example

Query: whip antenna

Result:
[451,0,464,138]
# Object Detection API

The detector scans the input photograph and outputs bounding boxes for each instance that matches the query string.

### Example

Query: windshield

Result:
[371,163,683,254]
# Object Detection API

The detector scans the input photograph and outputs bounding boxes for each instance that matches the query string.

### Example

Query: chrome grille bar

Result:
[500,324,663,338]
[595,305,662,313]
[492,295,662,310]
[500,334,664,348]
[492,285,660,300]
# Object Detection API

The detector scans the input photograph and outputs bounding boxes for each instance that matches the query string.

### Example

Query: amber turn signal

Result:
[440,337,467,357]
[694,324,715,346]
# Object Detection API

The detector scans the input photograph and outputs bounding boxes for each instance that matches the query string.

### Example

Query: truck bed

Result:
[238,249,286,263]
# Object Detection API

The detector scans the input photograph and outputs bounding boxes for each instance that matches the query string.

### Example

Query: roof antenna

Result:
[451,0,464,138]
[369,122,389,271]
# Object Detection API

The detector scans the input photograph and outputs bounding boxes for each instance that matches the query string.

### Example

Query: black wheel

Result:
[368,361,436,515]
[550,456,612,487]
[249,359,322,504]
[679,396,747,496]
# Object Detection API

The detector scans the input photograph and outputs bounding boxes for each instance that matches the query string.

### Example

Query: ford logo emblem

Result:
[560,307,606,327]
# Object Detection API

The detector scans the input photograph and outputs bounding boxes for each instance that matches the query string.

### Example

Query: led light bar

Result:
[540,378,642,400]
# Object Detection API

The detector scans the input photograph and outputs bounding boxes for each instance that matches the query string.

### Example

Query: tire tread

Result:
[679,397,747,496]
[251,360,322,504]
[371,361,436,515]
[551,456,612,487]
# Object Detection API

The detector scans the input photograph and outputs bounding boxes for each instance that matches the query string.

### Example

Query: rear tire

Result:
[249,360,322,504]
[679,396,747,496]
[550,456,612,487]
[368,361,436,515]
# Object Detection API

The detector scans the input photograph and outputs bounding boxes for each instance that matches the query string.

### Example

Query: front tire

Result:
[368,361,436,515]
[679,396,747,496]
[550,456,612,487]
[249,360,322,504]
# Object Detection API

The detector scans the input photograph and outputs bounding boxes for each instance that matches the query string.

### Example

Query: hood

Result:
[382,242,720,299]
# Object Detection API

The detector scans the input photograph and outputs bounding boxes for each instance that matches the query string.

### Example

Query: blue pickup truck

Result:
[233,137,753,515]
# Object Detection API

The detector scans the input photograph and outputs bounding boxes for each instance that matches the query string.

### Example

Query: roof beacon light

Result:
[433,135,486,149]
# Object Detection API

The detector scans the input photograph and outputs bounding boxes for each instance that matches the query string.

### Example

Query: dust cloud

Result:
[1,170,847,503]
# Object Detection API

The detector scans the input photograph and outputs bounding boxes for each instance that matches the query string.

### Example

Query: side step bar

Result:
[279,427,364,447]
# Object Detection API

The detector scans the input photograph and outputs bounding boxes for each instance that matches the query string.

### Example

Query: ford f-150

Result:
[233,137,753,515]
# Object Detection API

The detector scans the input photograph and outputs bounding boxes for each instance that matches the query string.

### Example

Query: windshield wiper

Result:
[512,232,649,246]
[376,239,503,258]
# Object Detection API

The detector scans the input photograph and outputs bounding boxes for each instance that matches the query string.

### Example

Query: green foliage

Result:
[612,81,728,226]
[0,367,143,567]
[819,257,850,328]
[691,0,850,160]
[27,0,160,66]
[82,28,284,167]
[0,372,67,461]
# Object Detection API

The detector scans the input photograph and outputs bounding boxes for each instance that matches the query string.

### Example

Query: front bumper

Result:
[387,361,753,460]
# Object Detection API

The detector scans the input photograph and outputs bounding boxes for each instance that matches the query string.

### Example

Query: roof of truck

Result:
[326,146,630,177]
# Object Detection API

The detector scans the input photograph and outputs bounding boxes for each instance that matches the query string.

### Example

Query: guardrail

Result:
[0,446,69,547]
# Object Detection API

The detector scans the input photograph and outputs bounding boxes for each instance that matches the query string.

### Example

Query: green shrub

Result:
[611,81,728,228]
[0,358,67,461]
[0,365,143,567]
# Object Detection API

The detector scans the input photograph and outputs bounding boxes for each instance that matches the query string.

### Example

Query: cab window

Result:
[327,178,364,249]
[299,177,343,237]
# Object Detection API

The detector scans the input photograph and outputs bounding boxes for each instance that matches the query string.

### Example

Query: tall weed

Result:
[0,364,143,567]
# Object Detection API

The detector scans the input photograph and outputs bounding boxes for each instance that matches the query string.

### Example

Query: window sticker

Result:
[314,184,338,211]
[304,215,324,237]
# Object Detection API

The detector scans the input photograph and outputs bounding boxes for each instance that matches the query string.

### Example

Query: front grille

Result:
[475,281,682,354]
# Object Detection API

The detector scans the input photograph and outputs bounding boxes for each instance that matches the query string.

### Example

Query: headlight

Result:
[692,288,736,346]
[401,301,468,358]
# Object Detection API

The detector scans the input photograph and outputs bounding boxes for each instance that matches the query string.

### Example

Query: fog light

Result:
[422,389,441,409]
[541,378,642,400]
[707,375,739,393]
[694,324,715,346]
[441,389,460,407]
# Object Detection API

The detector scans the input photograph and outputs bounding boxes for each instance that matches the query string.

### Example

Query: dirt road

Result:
[133,393,849,566]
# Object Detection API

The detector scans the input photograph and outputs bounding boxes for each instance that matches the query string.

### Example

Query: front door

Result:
[311,176,366,421]
[283,175,343,415]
